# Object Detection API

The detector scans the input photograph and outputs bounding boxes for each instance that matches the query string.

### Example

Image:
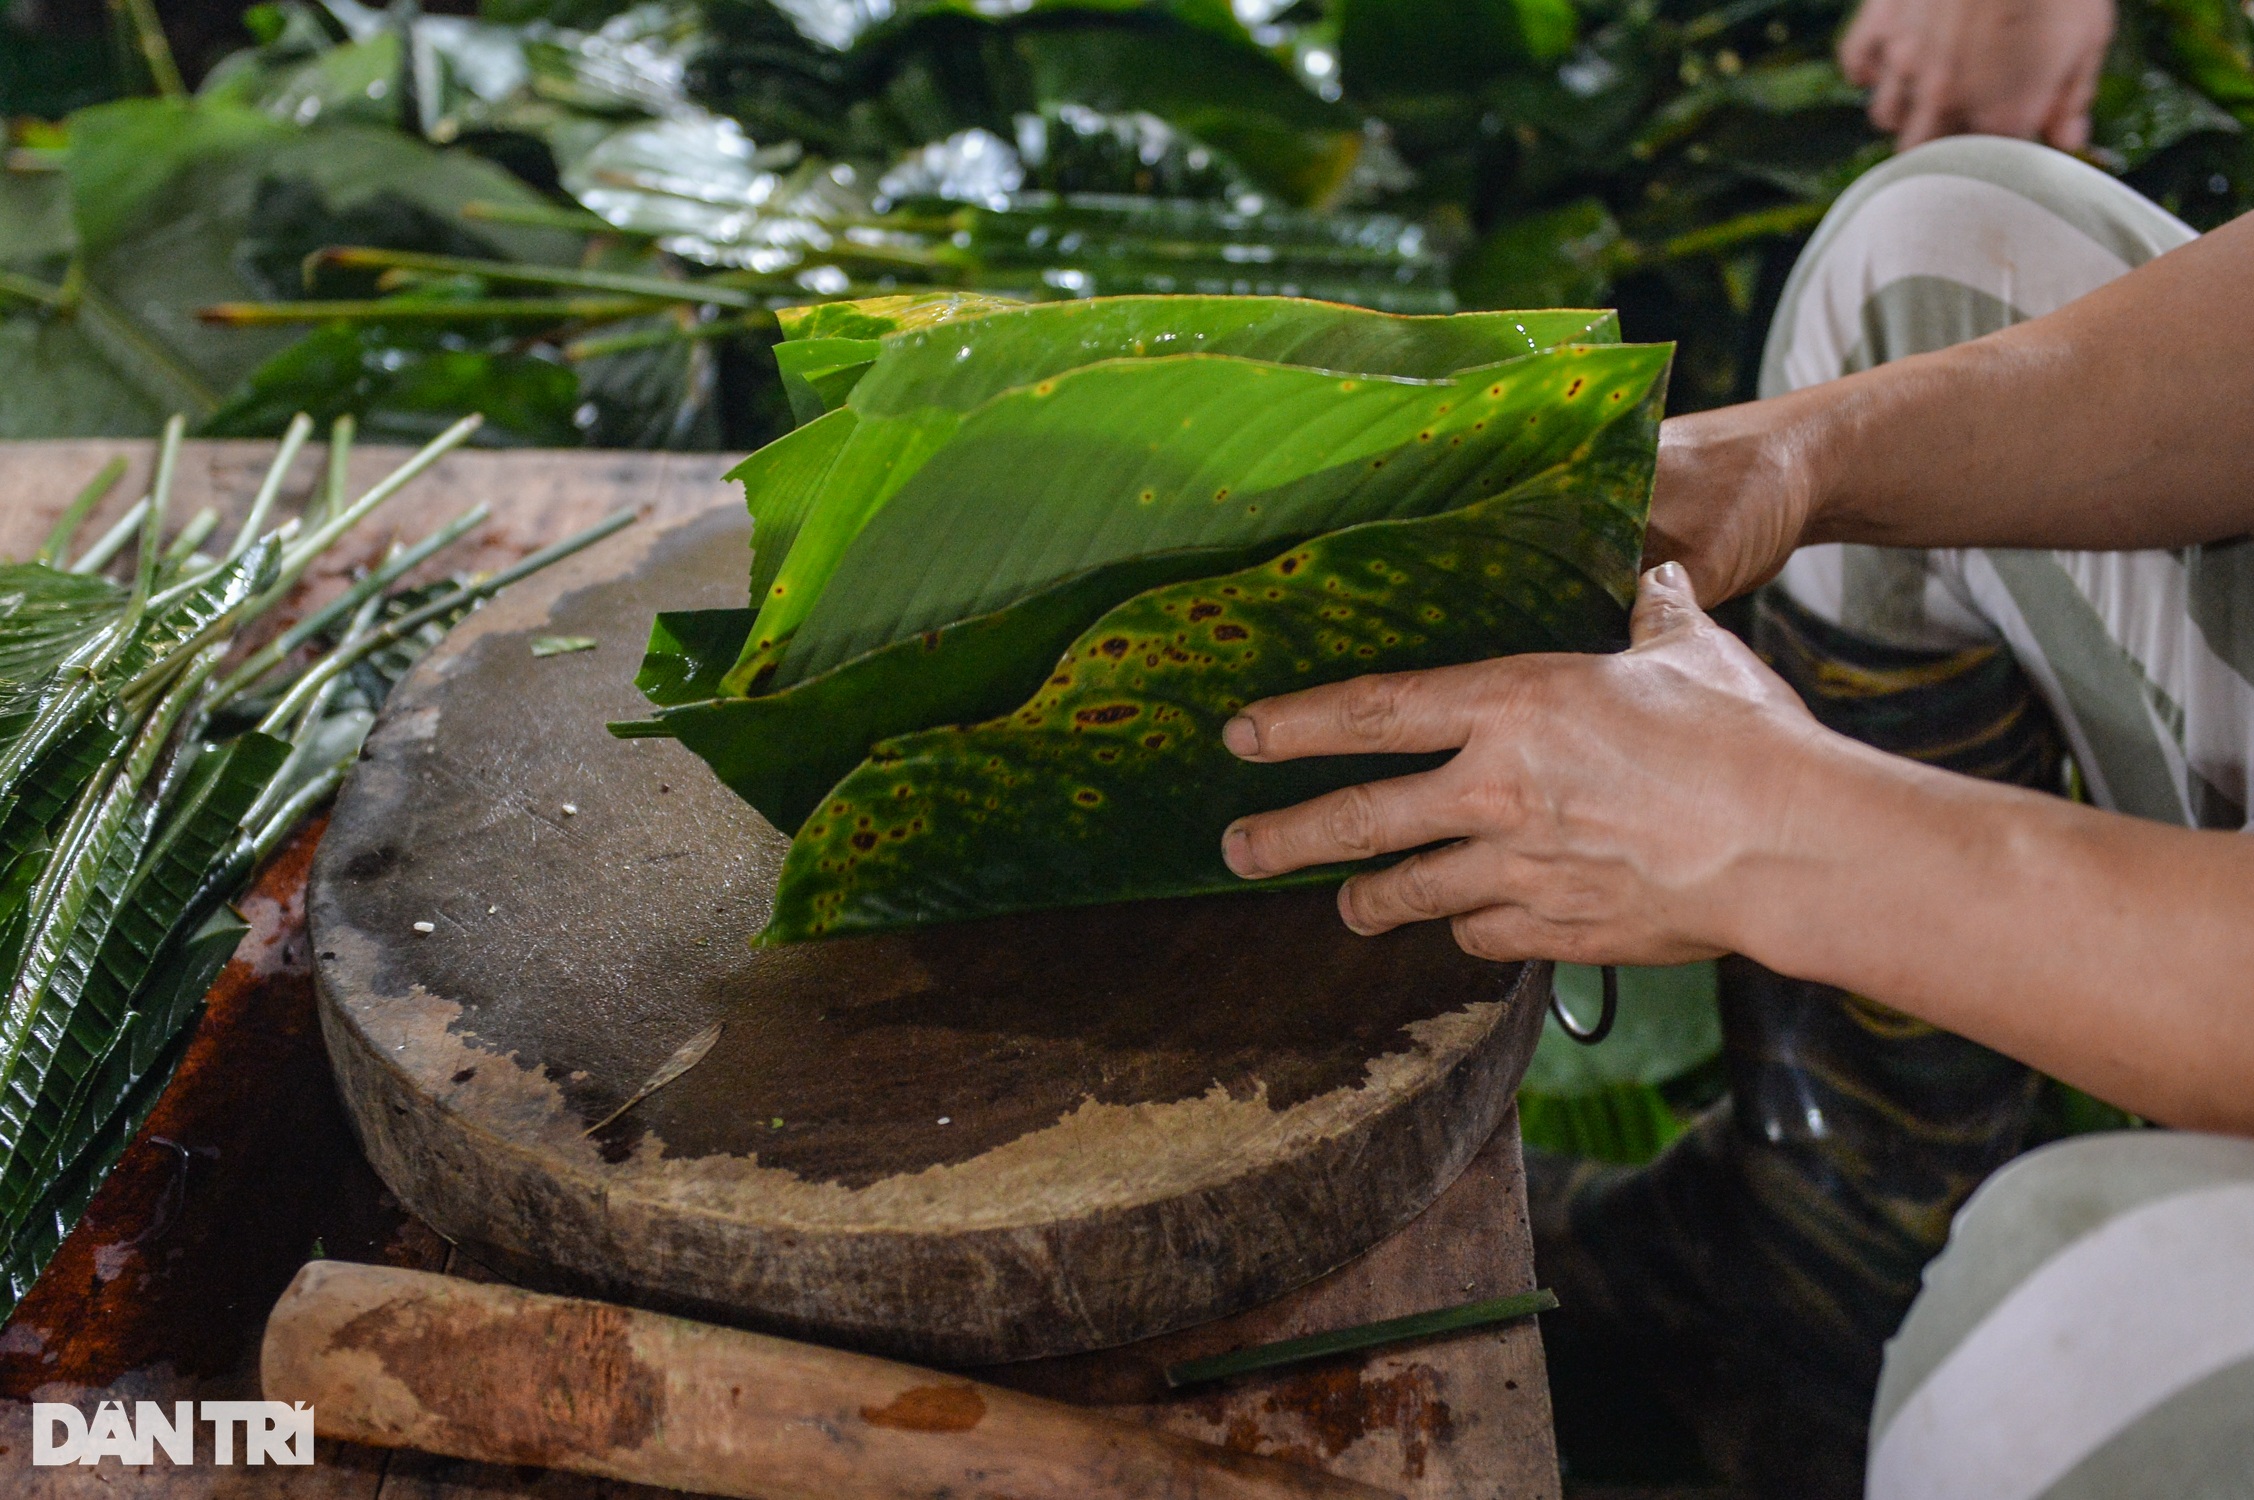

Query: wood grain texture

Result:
[265,1262,1397,1500]
[310,497,1547,1365]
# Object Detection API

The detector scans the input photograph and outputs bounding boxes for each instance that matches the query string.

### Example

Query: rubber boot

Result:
[1533,589,2063,1497]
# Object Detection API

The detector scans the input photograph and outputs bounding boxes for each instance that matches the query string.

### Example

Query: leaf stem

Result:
[110,0,186,100]
[208,505,487,708]
[125,416,182,620]
[0,270,67,309]
[38,458,130,567]
[256,509,635,736]
[68,498,149,576]
[159,508,219,570]
[317,415,356,530]
[195,297,667,325]
[238,595,379,835]
[308,248,778,308]
[277,414,482,580]
[224,413,313,564]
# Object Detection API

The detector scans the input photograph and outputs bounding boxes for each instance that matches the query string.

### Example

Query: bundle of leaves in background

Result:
[617,291,1668,940]
[0,413,625,1313]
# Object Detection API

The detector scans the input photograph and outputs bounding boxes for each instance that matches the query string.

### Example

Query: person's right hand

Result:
[1641,402,1822,607]
[1838,0,2115,151]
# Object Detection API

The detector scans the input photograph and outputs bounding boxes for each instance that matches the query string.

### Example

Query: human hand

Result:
[1219,563,1832,965]
[1839,0,2114,150]
[1642,403,1822,606]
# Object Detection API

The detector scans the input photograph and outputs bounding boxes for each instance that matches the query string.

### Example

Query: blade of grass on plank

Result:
[1164,1289,1559,1388]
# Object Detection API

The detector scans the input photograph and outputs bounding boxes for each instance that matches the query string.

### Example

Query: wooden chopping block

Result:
[264,1261,1399,1500]
[311,499,1549,1364]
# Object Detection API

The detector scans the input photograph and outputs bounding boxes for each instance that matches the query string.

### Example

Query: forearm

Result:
[1668,211,2254,572]
[1725,737,2254,1130]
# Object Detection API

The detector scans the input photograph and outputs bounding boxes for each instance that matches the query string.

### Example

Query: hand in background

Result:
[1839,0,2115,150]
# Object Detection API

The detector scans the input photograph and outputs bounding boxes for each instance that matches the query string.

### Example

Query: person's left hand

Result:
[1838,0,2114,150]
[1218,563,1832,964]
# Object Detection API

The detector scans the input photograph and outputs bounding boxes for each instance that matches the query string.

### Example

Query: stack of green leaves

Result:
[0,413,627,1315]
[618,291,1670,942]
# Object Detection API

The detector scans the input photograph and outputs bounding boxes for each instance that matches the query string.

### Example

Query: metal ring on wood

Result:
[1552,964,1619,1046]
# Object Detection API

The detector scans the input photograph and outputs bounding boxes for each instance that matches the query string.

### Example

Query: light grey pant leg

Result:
[1868,1131,2254,1499]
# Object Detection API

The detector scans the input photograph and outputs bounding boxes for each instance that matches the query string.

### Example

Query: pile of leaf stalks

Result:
[0,412,625,1314]
[6,0,2254,444]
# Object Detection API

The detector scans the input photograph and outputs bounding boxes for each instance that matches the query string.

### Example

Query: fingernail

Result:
[1221,823,1258,877]
[1650,560,1689,590]
[1337,882,1375,936]
[1222,715,1260,757]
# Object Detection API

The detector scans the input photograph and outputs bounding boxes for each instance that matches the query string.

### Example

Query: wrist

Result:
[1696,718,1896,965]
[1762,381,1854,550]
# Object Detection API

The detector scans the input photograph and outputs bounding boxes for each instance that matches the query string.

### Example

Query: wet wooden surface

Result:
[0,439,1560,1498]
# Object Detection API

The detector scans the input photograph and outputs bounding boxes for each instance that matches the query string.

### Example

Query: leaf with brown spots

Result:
[762,414,1656,941]
[623,542,1281,833]
[719,295,1626,691]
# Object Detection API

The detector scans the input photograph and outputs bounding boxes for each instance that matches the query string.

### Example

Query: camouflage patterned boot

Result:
[1532,588,2064,1497]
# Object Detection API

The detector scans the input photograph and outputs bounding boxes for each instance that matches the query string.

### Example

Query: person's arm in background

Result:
[1648,207,2254,605]
[1840,0,2114,148]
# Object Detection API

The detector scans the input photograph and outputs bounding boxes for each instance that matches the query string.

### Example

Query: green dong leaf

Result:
[777,340,1666,686]
[761,418,1658,941]
[725,297,1624,689]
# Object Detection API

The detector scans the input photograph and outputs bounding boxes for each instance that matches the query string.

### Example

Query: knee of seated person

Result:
[1863,134,2069,190]
[1945,1130,2169,1258]
[1907,1128,2254,1343]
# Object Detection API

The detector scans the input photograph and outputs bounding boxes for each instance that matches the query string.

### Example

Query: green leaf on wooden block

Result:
[760,437,1654,940]
[775,340,1667,686]
[626,540,1284,832]
[728,298,1623,686]
[620,293,1667,942]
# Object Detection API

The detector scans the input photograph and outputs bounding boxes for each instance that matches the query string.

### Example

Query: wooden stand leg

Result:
[989,1113,1560,1500]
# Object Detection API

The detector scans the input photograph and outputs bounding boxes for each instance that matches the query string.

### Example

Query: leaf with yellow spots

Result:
[613,293,1669,939]
[778,338,1669,685]
[760,422,1655,942]
[720,295,1626,692]
[619,539,1286,832]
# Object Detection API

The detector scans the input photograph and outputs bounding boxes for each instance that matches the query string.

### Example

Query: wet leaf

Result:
[760,436,1653,940]
[0,98,579,440]
[729,296,1627,685]
[773,338,1665,685]
[629,539,1282,830]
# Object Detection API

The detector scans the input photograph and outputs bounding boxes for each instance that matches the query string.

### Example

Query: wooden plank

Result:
[991,1113,1559,1499]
